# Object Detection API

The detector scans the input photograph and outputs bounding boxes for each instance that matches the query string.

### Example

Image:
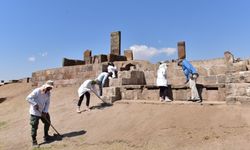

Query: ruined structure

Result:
[62,31,128,67]
[110,31,121,55]
[31,32,250,105]
[178,41,186,59]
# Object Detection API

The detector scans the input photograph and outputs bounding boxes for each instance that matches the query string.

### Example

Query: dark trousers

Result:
[77,92,90,107]
[159,86,168,98]
[98,83,103,96]
[30,114,50,141]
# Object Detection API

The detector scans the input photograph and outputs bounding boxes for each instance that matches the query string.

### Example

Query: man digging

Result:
[26,80,55,147]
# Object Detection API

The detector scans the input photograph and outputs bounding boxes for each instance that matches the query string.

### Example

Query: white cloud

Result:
[129,44,177,60]
[28,56,36,62]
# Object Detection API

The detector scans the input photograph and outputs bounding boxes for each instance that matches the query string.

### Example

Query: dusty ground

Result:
[1,83,250,150]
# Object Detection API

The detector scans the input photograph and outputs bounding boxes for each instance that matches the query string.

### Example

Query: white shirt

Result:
[78,79,97,97]
[26,88,50,116]
[156,63,168,87]
[107,65,117,78]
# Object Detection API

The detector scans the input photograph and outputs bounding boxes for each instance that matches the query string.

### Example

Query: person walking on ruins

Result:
[107,62,118,78]
[77,79,99,113]
[156,61,172,102]
[95,72,113,96]
[177,59,201,102]
[26,80,54,147]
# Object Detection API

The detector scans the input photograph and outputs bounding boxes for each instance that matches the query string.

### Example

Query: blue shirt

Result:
[181,59,197,81]
[96,72,109,86]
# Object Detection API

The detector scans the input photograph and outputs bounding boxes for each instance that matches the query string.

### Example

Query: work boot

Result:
[76,106,81,113]
[44,135,54,142]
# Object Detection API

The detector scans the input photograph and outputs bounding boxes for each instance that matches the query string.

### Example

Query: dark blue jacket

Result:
[181,59,197,81]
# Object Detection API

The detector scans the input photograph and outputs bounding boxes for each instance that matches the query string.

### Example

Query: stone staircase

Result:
[102,70,228,105]
[102,71,250,105]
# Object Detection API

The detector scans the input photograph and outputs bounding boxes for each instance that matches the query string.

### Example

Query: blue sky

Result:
[0,0,250,80]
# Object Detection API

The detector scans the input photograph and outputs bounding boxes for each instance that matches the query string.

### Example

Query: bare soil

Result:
[1,83,250,150]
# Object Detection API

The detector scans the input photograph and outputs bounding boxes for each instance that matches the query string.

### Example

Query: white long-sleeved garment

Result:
[156,63,168,87]
[107,65,117,78]
[78,79,98,97]
[26,88,50,117]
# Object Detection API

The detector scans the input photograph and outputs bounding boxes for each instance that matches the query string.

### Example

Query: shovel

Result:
[38,110,63,140]
[90,89,109,104]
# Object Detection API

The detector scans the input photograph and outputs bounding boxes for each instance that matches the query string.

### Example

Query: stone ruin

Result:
[62,31,133,67]
[31,32,250,105]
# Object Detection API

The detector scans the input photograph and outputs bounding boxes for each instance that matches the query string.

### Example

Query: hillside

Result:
[1,83,250,150]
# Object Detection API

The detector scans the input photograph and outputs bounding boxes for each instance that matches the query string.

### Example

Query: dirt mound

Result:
[1,83,250,150]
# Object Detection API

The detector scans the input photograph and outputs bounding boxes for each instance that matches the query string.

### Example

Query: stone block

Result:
[92,55,108,64]
[124,50,133,61]
[237,96,250,105]
[123,85,143,89]
[217,75,226,83]
[108,54,127,62]
[144,71,156,85]
[209,65,227,75]
[110,31,121,55]
[246,87,250,97]
[169,77,186,85]
[226,96,237,104]
[142,89,159,100]
[196,67,208,76]
[84,50,92,64]
[172,89,190,100]
[177,41,186,59]
[102,87,121,103]
[226,71,250,83]
[118,71,146,85]
[203,76,217,85]
[206,89,220,101]
[224,51,234,64]
[62,58,85,66]
[109,78,122,87]
[121,89,142,100]
[118,71,131,78]
[227,61,248,73]
[226,83,250,97]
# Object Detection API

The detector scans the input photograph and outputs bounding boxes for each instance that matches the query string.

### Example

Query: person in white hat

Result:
[156,61,172,102]
[26,80,54,147]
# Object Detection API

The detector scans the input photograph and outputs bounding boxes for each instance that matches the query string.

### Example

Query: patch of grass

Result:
[0,121,7,129]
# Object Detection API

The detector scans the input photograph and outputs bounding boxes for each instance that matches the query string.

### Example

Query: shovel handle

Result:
[38,110,62,136]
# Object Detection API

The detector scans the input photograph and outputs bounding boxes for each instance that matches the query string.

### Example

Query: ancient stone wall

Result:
[32,56,250,104]
[32,64,104,87]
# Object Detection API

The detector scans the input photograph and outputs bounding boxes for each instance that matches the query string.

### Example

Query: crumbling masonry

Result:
[32,32,250,104]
